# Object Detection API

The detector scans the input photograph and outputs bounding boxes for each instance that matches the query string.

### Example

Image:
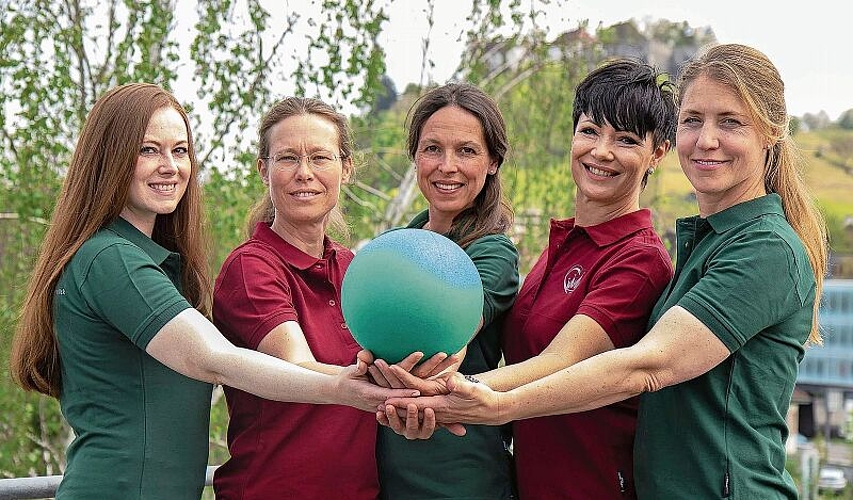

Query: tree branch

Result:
[198,14,296,171]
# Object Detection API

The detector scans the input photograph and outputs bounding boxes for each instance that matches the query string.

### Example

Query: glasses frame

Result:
[261,150,343,172]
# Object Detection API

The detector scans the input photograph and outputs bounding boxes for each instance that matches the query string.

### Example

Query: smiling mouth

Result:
[694,159,725,166]
[150,183,177,193]
[291,190,321,198]
[433,181,464,191]
[585,165,616,177]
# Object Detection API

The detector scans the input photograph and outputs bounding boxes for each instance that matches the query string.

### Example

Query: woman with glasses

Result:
[10,84,414,500]
[211,97,410,499]
[370,82,520,500]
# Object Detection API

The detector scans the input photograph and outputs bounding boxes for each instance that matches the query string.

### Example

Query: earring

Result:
[647,167,655,175]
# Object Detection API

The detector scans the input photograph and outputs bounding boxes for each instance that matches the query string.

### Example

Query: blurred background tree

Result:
[2,0,852,486]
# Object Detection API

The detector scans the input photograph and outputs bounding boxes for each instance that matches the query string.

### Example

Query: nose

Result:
[591,138,615,161]
[158,152,179,174]
[696,123,719,150]
[436,153,460,174]
[294,156,314,180]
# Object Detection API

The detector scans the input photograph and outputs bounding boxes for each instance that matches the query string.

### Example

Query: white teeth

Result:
[150,184,176,193]
[292,191,318,198]
[435,182,462,190]
[695,160,722,165]
[588,166,615,177]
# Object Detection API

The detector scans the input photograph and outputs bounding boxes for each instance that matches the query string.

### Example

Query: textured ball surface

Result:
[341,228,484,363]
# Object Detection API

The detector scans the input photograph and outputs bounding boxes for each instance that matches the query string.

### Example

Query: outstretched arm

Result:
[385,306,729,424]
[146,308,418,412]
[479,314,613,391]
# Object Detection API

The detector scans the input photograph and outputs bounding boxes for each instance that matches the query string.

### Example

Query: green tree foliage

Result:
[0,0,388,478]
[1,0,584,479]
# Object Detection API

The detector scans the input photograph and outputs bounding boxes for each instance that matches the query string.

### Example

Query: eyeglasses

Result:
[262,151,342,171]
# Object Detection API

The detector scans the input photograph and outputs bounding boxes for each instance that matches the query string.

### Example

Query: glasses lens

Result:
[271,151,339,170]
[310,152,337,170]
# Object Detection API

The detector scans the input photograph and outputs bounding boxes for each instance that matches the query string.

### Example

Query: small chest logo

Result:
[563,265,584,294]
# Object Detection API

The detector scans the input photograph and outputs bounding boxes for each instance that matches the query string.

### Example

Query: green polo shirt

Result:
[377,210,520,500]
[54,217,213,499]
[635,194,815,499]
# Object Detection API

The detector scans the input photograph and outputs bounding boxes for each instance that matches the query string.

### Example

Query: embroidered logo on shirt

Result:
[563,265,583,294]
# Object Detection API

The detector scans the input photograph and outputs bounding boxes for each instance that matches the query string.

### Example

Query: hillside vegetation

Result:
[639,127,853,256]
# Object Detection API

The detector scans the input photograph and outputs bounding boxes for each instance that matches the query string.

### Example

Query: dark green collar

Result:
[706,194,785,234]
[407,209,430,229]
[107,217,172,265]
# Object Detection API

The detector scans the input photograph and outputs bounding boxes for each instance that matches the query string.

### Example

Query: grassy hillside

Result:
[639,128,853,255]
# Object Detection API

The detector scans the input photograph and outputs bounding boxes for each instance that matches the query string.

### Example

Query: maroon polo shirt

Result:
[503,209,672,500]
[212,222,377,500]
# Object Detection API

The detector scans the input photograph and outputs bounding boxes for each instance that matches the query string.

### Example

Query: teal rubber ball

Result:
[341,228,484,363]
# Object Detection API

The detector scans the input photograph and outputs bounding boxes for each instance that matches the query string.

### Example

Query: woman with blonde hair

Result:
[211,96,433,499]
[11,83,414,499]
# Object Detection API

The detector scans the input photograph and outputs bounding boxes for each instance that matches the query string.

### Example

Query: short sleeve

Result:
[213,249,298,349]
[79,243,191,349]
[578,245,673,348]
[678,229,813,352]
[466,235,520,326]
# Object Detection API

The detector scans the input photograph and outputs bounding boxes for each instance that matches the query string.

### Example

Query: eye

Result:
[173,146,189,158]
[459,146,478,157]
[680,116,701,127]
[424,144,440,154]
[311,151,336,163]
[275,153,300,164]
[720,117,743,128]
[617,135,640,146]
[577,126,597,136]
[140,145,159,156]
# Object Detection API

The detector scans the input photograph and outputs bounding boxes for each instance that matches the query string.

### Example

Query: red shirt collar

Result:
[251,222,339,271]
[550,209,655,248]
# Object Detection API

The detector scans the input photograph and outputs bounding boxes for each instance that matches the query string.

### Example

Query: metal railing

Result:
[0,465,219,500]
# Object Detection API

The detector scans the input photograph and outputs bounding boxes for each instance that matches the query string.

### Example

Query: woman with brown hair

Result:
[10,83,414,499]
[373,82,521,500]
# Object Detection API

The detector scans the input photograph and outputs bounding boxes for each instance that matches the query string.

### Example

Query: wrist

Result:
[316,372,342,405]
[494,389,517,425]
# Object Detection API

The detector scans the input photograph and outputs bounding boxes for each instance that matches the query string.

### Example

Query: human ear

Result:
[487,158,498,175]
[257,158,269,185]
[342,157,353,184]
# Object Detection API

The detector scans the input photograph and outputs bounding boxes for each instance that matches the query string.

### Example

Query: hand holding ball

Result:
[341,229,484,363]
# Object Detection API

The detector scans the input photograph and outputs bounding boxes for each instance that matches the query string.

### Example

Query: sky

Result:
[379,0,850,120]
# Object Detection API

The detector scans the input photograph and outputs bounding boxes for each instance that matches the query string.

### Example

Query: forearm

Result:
[478,351,568,392]
[214,347,343,403]
[498,347,653,422]
[480,314,615,392]
[148,309,341,404]
[295,359,344,376]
